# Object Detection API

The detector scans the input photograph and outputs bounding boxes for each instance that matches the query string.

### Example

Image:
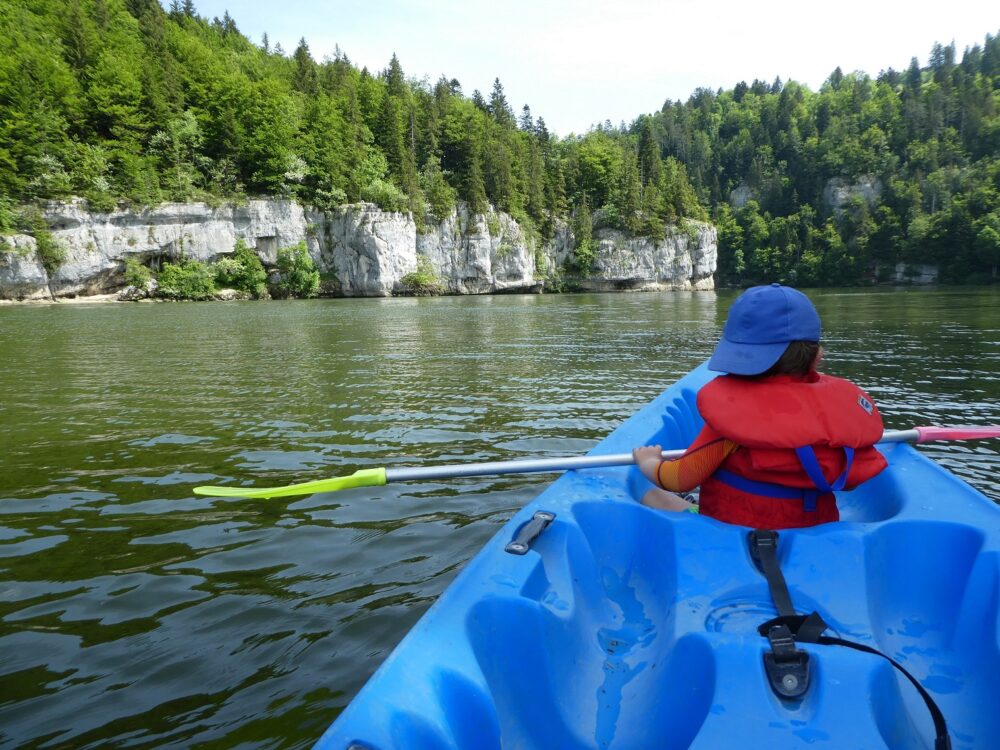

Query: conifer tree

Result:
[489,78,514,127]
[374,88,406,181]
[519,104,533,132]
[637,118,662,188]
[293,39,319,95]
[615,144,642,233]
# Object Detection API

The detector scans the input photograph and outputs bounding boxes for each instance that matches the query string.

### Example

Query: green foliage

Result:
[271,241,319,298]
[361,178,409,213]
[123,256,152,288]
[680,219,703,246]
[358,148,409,211]
[214,239,268,298]
[149,110,205,201]
[3,0,999,287]
[399,254,442,295]
[533,243,549,280]
[156,259,217,300]
[0,196,14,234]
[419,159,456,221]
[17,207,66,274]
[571,199,596,274]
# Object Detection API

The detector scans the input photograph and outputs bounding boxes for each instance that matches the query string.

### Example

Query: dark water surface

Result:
[1,289,997,748]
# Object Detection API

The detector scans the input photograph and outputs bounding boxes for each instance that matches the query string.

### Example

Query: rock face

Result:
[41,199,311,298]
[822,176,883,213]
[317,204,417,296]
[0,199,718,300]
[729,184,754,209]
[417,206,541,294]
[890,262,939,284]
[577,222,717,291]
[0,235,51,300]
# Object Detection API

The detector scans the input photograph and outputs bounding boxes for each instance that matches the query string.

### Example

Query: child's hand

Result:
[632,445,663,465]
[633,445,664,483]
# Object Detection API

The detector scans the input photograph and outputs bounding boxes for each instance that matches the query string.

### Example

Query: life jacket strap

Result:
[713,446,856,512]
[713,469,822,511]
[795,445,854,492]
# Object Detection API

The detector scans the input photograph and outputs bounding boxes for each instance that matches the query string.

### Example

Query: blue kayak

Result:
[314,363,1000,750]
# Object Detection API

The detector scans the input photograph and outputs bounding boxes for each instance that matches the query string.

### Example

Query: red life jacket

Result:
[695,372,888,529]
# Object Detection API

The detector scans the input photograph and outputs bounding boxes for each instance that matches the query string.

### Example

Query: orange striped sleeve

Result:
[655,437,739,492]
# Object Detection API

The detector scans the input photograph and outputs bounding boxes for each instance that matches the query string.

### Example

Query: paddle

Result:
[192,425,1000,500]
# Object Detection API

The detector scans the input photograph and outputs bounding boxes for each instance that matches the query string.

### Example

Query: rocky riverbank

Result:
[0,199,717,302]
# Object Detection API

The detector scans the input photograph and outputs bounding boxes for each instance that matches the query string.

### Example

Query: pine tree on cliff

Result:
[519,104,533,132]
[374,87,406,182]
[637,117,662,189]
[465,152,488,215]
[615,145,643,233]
[384,53,407,99]
[293,38,319,96]
[489,78,514,128]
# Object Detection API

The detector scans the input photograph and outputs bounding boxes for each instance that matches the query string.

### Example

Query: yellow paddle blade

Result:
[193,468,387,499]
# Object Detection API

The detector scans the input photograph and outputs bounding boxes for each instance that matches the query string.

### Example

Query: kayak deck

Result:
[315,364,1000,750]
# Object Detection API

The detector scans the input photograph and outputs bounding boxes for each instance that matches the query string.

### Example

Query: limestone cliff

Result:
[0,199,717,301]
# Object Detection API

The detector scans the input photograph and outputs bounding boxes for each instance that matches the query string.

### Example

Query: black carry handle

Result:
[505,511,556,555]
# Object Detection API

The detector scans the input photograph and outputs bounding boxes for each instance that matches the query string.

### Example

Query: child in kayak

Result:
[633,284,887,529]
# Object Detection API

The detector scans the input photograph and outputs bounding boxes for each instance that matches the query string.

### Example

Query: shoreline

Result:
[0,285,712,306]
[1,282,977,308]
[0,293,123,306]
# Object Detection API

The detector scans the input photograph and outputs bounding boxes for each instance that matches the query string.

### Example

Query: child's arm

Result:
[633,428,739,492]
[634,445,670,484]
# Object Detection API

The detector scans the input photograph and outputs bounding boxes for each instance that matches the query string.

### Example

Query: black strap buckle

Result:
[763,623,810,699]
[747,530,951,748]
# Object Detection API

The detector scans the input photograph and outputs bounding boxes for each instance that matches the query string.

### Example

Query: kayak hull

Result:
[315,364,1000,750]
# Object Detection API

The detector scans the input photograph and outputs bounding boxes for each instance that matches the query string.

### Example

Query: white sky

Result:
[186,0,1000,136]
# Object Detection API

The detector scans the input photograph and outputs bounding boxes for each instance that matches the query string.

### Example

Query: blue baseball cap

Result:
[708,284,821,375]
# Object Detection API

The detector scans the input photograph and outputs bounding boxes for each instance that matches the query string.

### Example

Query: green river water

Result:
[1,288,998,748]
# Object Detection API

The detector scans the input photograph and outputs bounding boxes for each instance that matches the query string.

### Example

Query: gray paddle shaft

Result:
[384,429,918,483]
[385,449,682,483]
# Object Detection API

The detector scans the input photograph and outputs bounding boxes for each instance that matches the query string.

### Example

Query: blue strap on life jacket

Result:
[712,447,855,512]
[713,469,821,511]
[795,446,854,493]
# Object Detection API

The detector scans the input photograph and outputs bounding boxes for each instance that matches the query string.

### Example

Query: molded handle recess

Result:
[505,511,556,555]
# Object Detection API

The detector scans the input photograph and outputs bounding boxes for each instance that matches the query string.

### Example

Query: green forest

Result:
[2,0,999,285]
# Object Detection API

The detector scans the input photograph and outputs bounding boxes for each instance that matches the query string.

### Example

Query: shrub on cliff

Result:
[214,239,268,298]
[270,241,319,299]
[156,259,217,300]
[361,179,409,213]
[123,257,152,288]
[399,255,442,295]
[420,161,457,222]
[16,207,66,274]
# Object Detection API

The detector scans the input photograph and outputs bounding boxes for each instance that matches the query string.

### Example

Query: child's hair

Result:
[762,341,821,376]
